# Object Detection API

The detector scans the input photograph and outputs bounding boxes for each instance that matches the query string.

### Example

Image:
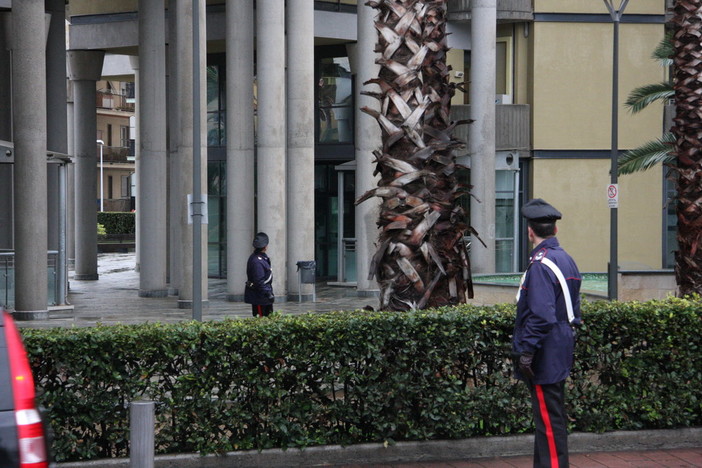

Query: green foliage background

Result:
[21,297,702,462]
[96,212,135,235]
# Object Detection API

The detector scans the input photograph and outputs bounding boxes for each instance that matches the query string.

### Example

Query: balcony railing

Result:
[96,91,135,112]
[98,145,131,163]
[0,251,60,308]
[448,0,533,22]
[450,104,531,155]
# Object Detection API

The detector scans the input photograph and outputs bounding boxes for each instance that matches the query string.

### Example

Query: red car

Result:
[0,309,50,467]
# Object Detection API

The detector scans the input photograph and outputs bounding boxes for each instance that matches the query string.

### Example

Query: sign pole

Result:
[603,0,628,300]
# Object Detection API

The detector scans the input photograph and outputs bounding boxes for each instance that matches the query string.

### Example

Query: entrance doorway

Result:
[313,161,356,282]
[335,161,356,284]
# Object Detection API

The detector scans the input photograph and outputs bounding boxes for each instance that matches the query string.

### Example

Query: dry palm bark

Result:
[671,0,702,295]
[356,0,475,310]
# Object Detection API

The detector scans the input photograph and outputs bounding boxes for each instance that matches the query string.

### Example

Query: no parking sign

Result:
[607,184,619,208]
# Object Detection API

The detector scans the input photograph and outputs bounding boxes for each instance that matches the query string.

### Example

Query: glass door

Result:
[335,164,356,283]
[495,170,520,272]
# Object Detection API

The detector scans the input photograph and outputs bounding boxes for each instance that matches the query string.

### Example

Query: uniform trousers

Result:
[527,380,569,468]
[251,304,273,317]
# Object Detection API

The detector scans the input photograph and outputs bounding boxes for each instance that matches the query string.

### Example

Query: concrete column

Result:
[46,0,68,305]
[286,0,315,301]
[354,2,381,296]
[174,0,208,308]
[167,0,180,295]
[256,0,287,300]
[11,0,48,318]
[0,15,11,254]
[67,83,75,268]
[0,14,12,141]
[469,0,497,274]
[138,0,168,297]
[129,55,141,272]
[225,0,255,302]
[68,50,105,283]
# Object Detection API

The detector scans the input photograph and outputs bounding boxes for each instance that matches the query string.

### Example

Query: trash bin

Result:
[296,261,316,283]
[296,261,316,302]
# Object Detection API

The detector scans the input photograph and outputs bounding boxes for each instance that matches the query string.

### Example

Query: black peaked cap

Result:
[521,198,562,222]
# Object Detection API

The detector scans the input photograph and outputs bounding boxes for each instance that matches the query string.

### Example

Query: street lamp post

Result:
[191,0,203,321]
[603,0,629,301]
[97,139,105,212]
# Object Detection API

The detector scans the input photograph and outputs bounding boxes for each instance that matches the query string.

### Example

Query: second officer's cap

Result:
[253,232,269,249]
[521,198,562,222]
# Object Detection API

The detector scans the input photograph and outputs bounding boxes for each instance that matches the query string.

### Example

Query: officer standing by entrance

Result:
[513,199,582,467]
[245,232,275,317]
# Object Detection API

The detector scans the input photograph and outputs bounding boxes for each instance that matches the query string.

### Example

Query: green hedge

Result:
[21,297,702,462]
[97,212,135,235]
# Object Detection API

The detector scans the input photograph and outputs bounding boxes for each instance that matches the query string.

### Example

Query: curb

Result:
[56,427,702,467]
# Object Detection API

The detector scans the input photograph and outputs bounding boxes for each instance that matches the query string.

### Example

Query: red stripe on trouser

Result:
[257,305,263,317]
[535,384,559,467]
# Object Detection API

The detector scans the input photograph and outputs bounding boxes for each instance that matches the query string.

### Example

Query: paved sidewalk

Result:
[22,252,379,329]
[343,447,702,467]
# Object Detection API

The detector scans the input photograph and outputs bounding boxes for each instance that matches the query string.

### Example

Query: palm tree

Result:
[618,34,674,175]
[356,0,474,311]
[670,0,702,295]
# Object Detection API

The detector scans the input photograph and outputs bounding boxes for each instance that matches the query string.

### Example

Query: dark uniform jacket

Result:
[513,237,581,384]
[244,251,274,305]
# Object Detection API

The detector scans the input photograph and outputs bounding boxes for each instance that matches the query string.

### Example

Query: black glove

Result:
[518,352,535,380]
[267,292,275,303]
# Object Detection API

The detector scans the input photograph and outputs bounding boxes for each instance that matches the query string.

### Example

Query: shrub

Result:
[97,212,135,235]
[20,297,702,462]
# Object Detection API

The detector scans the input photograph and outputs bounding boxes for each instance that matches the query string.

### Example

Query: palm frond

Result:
[625,82,673,114]
[652,32,673,66]
[618,132,676,175]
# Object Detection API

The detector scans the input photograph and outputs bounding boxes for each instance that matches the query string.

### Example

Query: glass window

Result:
[318,57,354,144]
[207,65,219,112]
[120,125,130,148]
[207,161,227,278]
[206,64,225,147]
[664,172,677,269]
[207,112,222,147]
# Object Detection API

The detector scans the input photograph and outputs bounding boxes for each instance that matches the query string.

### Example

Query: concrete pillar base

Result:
[138,289,169,298]
[74,274,99,281]
[274,295,288,304]
[12,310,49,321]
[287,293,314,303]
[177,300,210,310]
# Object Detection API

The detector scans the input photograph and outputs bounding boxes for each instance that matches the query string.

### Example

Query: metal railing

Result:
[0,251,60,309]
[98,145,131,163]
[96,91,135,112]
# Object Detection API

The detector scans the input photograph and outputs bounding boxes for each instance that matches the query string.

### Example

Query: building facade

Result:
[0,0,670,317]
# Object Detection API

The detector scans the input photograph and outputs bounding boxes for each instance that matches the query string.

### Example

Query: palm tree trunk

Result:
[671,0,702,295]
[357,0,474,310]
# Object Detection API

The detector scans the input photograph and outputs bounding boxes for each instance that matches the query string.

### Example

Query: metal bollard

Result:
[130,400,155,468]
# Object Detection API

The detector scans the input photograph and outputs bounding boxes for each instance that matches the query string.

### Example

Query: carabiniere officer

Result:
[512,198,582,468]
